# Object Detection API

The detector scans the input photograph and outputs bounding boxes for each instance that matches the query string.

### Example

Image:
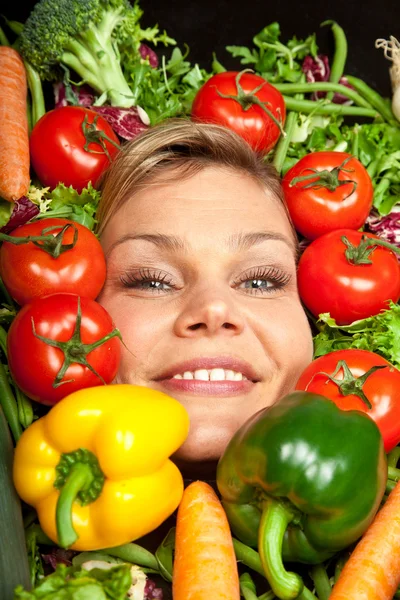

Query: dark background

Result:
[7,0,400,98]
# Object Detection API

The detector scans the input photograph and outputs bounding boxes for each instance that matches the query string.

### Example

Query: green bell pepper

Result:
[217,391,387,600]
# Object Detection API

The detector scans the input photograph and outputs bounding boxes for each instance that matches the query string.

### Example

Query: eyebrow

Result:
[106,230,297,257]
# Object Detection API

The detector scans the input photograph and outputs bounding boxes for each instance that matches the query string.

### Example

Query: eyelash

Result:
[119,266,291,295]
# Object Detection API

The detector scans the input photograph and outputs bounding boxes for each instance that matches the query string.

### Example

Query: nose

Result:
[173,288,245,338]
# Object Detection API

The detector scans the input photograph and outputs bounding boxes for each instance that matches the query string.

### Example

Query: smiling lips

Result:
[155,357,260,397]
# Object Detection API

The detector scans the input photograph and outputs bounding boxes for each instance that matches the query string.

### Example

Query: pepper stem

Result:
[258,498,303,600]
[56,462,93,547]
[54,448,105,548]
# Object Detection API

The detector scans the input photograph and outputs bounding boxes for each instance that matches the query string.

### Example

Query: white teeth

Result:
[194,369,210,381]
[225,370,236,381]
[172,369,247,381]
[210,368,225,381]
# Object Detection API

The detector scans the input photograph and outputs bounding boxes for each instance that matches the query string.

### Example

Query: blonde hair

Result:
[96,118,288,236]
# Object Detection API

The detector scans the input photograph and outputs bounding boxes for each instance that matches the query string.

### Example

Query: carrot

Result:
[0,46,30,203]
[330,480,400,600]
[172,480,240,600]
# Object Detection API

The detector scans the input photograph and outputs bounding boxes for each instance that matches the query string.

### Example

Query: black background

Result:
[7,0,400,99]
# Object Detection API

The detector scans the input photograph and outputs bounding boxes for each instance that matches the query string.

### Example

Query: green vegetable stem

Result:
[274,82,372,109]
[322,21,348,100]
[282,96,378,118]
[346,75,398,124]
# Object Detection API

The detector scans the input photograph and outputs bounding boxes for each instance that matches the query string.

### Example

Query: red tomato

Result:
[30,106,120,191]
[296,349,400,452]
[0,218,106,306]
[282,152,373,240]
[191,71,286,153]
[7,294,121,405]
[297,229,400,325]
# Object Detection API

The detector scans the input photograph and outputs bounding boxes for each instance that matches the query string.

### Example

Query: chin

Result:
[173,422,234,463]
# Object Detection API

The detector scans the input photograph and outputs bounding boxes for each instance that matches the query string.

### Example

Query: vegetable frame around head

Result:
[12,384,190,550]
[216,391,387,600]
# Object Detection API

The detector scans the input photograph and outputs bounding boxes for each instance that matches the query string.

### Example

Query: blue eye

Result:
[235,266,291,295]
[120,269,174,292]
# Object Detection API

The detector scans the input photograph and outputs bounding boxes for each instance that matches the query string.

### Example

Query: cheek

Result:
[254,298,314,378]
[98,294,166,378]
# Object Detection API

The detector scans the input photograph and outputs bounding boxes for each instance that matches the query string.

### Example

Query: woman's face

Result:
[98,166,313,463]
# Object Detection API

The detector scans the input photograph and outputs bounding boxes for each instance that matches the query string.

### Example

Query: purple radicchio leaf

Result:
[139,43,159,68]
[0,196,40,234]
[53,82,96,108]
[144,578,164,599]
[53,82,149,141]
[366,207,400,259]
[302,54,354,104]
[41,547,75,571]
[91,105,149,141]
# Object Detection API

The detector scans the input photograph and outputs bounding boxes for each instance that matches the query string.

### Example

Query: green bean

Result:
[322,21,348,100]
[240,573,259,600]
[102,542,159,571]
[388,466,400,481]
[0,361,22,442]
[272,111,297,175]
[283,96,377,118]
[388,447,400,469]
[258,592,276,600]
[346,75,397,123]
[233,538,266,577]
[274,82,372,109]
[386,479,396,494]
[24,61,46,126]
[0,25,10,46]
[0,325,7,357]
[15,385,33,429]
[351,127,359,157]
[309,564,332,600]
[0,277,14,308]
[272,91,304,175]
[334,554,348,582]
[297,585,318,600]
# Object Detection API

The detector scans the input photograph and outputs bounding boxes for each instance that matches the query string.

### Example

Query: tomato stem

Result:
[215,69,286,138]
[342,233,400,265]
[313,359,387,409]
[81,114,120,162]
[289,156,357,200]
[0,224,78,258]
[31,296,122,388]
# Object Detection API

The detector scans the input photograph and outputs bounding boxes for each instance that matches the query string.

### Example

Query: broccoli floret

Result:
[19,0,138,107]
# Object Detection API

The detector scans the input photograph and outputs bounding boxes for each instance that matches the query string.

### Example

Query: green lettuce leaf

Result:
[313,302,400,368]
[14,563,132,600]
[28,183,102,231]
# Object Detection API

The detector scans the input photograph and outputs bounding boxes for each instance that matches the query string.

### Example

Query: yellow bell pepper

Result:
[13,384,189,551]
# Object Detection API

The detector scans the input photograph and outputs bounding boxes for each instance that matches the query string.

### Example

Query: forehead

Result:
[101,166,294,251]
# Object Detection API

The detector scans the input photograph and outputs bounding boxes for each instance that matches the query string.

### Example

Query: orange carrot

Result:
[172,480,240,600]
[330,480,400,600]
[0,46,30,202]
